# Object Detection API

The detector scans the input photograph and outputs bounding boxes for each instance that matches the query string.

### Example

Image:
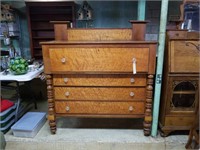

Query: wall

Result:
[1,0,183,59]
[1,0,31,59]
[76,1,137,28]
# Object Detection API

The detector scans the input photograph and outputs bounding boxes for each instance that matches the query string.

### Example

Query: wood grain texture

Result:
[49,47,149,72]
[68,29,132,41]
[41,22,157,135]
[46,74,56,134]
[144,75,154,136]
[170,40,200,73]
[159,30,199,136]
[164,116,195,127]
[55,101,145,115]
[54,87,146,101]
[53,74,146,87]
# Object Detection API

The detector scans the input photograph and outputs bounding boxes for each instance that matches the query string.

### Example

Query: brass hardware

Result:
[66,106,70,112]
[65,91,70,97]
[64,78,68,83]
[129,106,134,112]
[130,92,135,97]
[130,78,135,83]
[61,58,66,63]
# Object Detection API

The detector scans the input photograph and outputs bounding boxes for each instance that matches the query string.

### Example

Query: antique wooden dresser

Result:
[41,21,157,136]
[159,29,199,136]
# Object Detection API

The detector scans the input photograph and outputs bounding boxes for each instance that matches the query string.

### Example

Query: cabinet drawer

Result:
[164,116,195,127]
[55,101,145,115]
[170,41,200,73]
[53,74,146,87]
[49,47,149,73]
[54,87,146,101]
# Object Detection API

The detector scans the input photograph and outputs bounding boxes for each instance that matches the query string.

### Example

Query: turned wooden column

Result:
[46,74,56,134]
[144,74,154,136]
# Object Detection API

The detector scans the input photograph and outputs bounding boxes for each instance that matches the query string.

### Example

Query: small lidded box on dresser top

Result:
[41,20,157,136]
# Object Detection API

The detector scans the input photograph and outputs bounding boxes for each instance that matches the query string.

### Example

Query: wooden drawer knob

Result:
[129,106,134,112]
[64,78,68,83]
[66,106,70,112]
[61,57,66,63]
[65,91,70,97]
[130,92,135,97]
[130,78,135,83]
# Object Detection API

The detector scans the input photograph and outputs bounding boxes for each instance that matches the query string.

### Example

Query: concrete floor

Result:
[2,79,189,150]
[5,117,189,150]
[4,99,189,150]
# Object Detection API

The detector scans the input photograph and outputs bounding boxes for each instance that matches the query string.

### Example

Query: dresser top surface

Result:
[40,40,158,45]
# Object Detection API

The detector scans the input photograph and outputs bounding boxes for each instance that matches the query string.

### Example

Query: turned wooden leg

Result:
[185,108,199,149]
[144,75,154,136]
[46,74,56,134]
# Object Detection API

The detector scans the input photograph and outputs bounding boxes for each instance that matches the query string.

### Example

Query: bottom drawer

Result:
[164,116,195,127]
[55,101,145,115]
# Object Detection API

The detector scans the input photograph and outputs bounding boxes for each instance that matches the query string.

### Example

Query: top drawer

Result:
[170,41,200,73]
[49,47,149,73]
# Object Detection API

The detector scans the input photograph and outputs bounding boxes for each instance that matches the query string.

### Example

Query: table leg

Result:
[15,82,21,121]
[27,81,37,109]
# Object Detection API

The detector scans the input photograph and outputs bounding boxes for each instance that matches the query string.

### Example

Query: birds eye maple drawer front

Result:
[49,47,149,73]
[53,74,146,87]
[41,22,157,136]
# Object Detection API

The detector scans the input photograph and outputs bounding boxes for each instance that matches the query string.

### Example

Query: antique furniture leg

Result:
[160,130,172,137]
[185,108,199,149]
[46,74,56,134]
[144,75,154,136]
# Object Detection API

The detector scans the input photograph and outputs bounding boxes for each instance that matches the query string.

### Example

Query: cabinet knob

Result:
[130,92,135,97]
[129,106,134,112]
[66,106,70,112]
[65,91,70,97]
[61,58,66,63]
[130,78,135,83]
[64,78,68,83]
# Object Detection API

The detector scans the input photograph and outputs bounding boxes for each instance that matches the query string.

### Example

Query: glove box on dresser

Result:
[159,29,199,136]
[41,20,157,136]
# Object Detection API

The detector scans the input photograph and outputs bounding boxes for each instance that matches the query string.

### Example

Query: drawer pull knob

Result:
[61,58,66,63]
[66,106,70,112]
[129,106,134,112]
[65,91,70,97]
[132,58,137,74]
[130,92,135,97]
[64,78,68,83]
[130,78,135,83]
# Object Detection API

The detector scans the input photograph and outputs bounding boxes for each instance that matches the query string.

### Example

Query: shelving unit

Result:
[25,2,75,60]
[0,4,22,57]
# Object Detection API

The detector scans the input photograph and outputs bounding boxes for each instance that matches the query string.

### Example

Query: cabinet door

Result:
[170,40,200,73]
[166,76,199,114]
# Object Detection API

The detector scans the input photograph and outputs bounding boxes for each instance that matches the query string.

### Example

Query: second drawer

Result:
[53,74,146,87]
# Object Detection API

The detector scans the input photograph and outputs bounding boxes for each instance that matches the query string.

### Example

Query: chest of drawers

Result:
[41,21,157,136]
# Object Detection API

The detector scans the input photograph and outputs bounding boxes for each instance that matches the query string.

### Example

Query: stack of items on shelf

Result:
[0,99,16,133]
